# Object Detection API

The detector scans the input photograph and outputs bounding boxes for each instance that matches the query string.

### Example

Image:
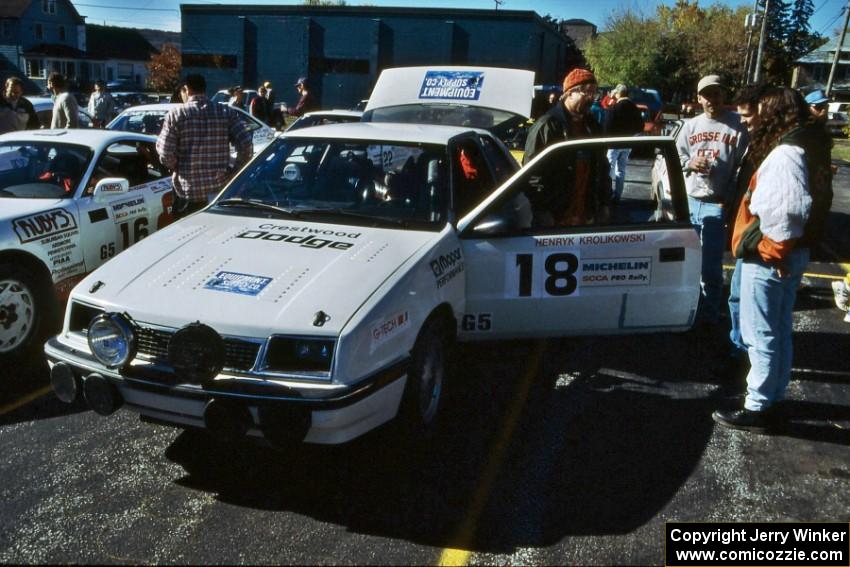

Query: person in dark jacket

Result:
[605,84,644,204]
[0,77,40,133]
[522,68,611,227]
[285,76,316,118]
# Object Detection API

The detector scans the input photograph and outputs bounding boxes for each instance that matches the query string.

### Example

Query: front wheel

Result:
[0,263,54,361]
[398,317,452,440]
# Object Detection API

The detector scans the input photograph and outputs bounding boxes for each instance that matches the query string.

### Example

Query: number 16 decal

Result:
[506,251,580,298]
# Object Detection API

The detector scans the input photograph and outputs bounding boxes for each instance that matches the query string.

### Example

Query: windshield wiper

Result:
[215,198,301,218]
[296,208,409,227]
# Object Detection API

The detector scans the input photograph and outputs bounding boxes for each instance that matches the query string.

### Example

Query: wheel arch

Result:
[0,249,54,289]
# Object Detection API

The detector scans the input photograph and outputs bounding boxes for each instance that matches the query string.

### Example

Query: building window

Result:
[1,20,11,39]
[42,0,56,14]
[117,63,133,78]
[35,23,43,39]
[107,67,114,81]
[59,25,65,41]
[26,59,44,78]
[182,53,238,69]
[65,61,75,79]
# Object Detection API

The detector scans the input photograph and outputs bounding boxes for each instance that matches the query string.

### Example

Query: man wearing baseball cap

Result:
[522,68,611,226]
[676,74,748,327]
[284,76,316,117]
[804,89,829,124]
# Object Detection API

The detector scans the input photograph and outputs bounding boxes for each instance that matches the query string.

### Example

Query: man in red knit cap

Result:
[522,68,611,226]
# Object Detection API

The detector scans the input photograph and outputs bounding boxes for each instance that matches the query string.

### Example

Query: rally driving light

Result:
[87,313,136,368]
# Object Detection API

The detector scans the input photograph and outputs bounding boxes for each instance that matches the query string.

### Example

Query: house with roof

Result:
[0,0,159,93]
[0,0,87,92]
[86,24,157,89]
[793,38,850,96]
[560,18,597,48]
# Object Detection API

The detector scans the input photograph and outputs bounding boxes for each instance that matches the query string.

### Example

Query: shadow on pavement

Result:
[0,356,89,425]
[163,335,719,553]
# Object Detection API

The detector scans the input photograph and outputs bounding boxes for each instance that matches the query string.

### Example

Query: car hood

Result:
[74,211,439,337]
[0,199,67,234]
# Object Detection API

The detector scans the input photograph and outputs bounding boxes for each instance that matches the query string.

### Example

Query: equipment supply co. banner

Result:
[665,522,849,567]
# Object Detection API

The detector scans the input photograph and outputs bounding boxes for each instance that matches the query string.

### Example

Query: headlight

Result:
[87,313,136,368]
[264,337,335,374]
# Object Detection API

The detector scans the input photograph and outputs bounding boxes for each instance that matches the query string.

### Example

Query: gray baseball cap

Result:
[697,74,724,94]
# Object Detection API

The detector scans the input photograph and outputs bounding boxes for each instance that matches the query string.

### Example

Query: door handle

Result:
[659,247,685,262]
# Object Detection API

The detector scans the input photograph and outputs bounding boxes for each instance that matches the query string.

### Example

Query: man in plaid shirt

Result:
[156,74,253,218]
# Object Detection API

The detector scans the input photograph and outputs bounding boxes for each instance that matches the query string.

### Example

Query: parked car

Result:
[284,109,362,132]
[636,103,664,136]
[28,97,94,129]
[0,129,174,361]
[106,103,276,155]
[827,102,849,137]
[45,67,700,449]
[651,118,685,221]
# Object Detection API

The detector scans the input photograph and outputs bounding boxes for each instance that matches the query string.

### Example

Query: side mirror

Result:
[92,177,130,202]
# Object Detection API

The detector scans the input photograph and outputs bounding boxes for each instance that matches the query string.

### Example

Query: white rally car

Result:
[45,67,700,447]
[106,103,276,154]
[0,129,174,360]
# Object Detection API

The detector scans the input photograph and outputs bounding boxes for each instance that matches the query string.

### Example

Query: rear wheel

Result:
[399,317,452,440]
[0,263,55,362]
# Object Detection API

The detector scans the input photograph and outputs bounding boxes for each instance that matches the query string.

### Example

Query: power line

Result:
[818,5,846,34]
[73,3,178,11]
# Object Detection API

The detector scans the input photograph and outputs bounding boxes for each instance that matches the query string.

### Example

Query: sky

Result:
[69,0,849,38]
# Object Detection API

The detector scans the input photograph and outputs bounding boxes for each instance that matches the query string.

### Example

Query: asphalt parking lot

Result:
[0,158,848,565]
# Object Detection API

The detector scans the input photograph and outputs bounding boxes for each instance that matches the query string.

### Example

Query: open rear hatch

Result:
[362,66,534,139]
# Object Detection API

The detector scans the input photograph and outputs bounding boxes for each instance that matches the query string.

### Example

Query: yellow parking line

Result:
[438,341,546,567]
[0,385,53,417]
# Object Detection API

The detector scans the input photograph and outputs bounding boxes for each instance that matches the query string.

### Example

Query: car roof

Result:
[282,121,483,145]
[0,128,157,145]
[115,102,256,118]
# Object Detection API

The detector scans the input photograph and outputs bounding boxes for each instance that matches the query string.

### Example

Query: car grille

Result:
[135,326,261,372]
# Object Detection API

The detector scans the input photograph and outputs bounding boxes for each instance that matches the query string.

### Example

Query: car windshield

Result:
[216,137,449,228]
[0,142,93,199]
[108,110,167,135]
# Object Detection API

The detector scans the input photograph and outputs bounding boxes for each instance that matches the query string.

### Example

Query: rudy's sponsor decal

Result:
[580,257,652,286]
[13,208,78,244]
[419,70,485,101]
[370,311,410,353]
[237,229,355,250]
[430,247,464,288]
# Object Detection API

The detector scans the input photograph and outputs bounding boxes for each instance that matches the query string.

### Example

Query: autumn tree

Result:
[146,43,181,93]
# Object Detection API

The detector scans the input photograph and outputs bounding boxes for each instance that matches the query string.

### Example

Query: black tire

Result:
[398,316,452,440]
[0,263,56,362]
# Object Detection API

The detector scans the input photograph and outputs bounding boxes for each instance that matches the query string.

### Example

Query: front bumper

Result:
[44,336,409,445]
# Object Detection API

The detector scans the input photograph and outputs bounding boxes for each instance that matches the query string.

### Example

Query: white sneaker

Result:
[832,280,850,311]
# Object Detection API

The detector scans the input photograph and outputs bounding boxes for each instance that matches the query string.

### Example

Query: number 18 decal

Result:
[505,250,580,298]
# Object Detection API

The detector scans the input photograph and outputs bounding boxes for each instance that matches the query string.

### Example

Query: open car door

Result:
[456,136,701,340]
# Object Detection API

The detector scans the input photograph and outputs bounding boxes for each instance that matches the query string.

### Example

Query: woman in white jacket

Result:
[713,87,813,433]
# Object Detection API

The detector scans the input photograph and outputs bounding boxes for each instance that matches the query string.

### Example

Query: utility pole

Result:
[826,2,850,97]
[743,0,760,85]
[754,0,770,84]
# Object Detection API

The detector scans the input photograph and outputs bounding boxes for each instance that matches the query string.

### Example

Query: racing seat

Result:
[39,152,82,194]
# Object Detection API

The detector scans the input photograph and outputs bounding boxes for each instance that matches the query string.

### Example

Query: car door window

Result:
[86,141,167,194]
[479,135,518,183]
[462,138,689,235]
[452,138,496,219]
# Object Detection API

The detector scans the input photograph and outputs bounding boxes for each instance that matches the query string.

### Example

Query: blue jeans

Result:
[607,148,631,201]
[728,258,745,355]
[688,196,725,323]
[740,248,809,411]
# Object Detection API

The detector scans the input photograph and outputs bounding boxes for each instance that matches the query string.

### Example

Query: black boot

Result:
[711,408,770,434]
